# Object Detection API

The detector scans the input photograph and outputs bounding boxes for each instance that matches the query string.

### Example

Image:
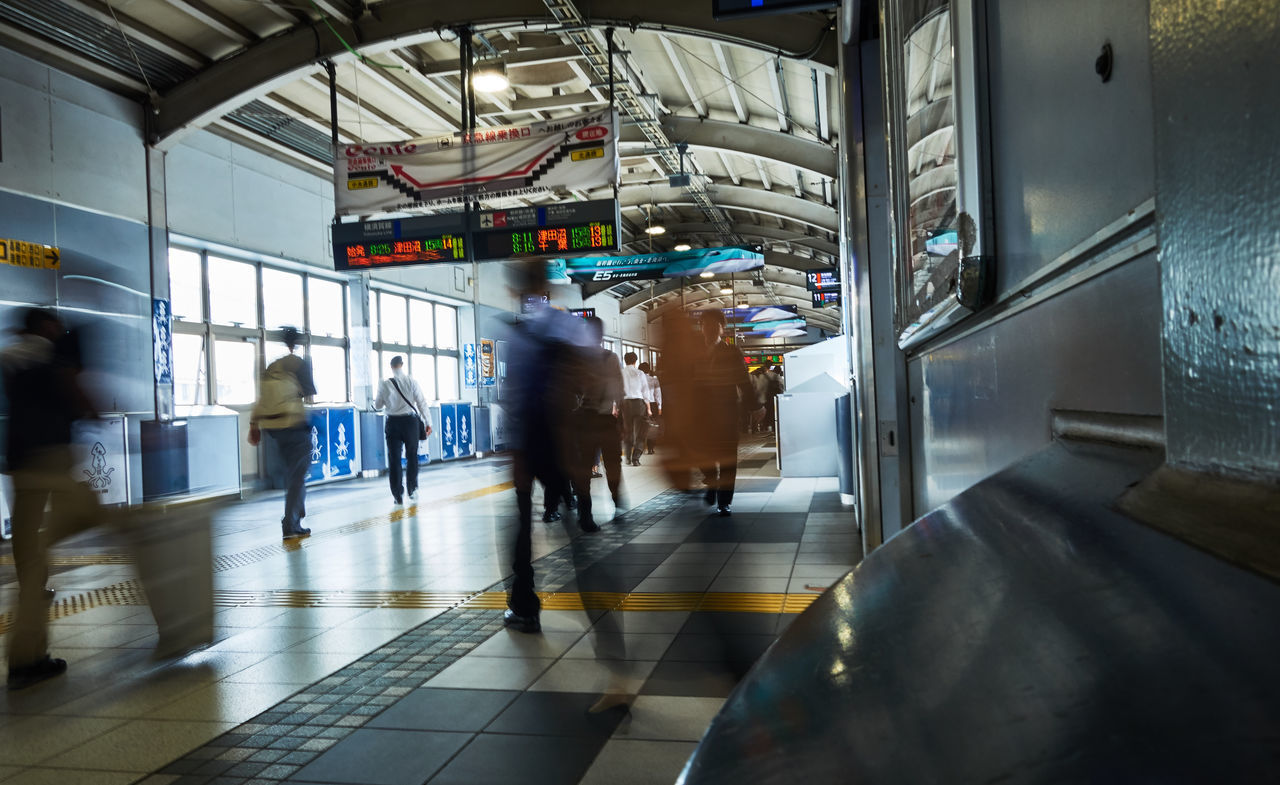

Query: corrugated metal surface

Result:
[0,0,194,89]
[225,100,334,163]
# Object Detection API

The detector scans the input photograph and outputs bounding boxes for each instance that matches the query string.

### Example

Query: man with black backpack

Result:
[248,326,316,540]
[374,355,433,505]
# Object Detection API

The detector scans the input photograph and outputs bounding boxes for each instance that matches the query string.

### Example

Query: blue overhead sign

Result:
[547,245,764,284]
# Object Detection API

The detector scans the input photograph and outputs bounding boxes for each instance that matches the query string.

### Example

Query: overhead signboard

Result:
[472,199,620,261]
[548,245,764,284]
[812,290,841,308]
[805,268,840,291]
[334,110,619,215]
[692,306,806,339]
[0,238,60,270]
[332,214,466,271]
[568,308,597,319]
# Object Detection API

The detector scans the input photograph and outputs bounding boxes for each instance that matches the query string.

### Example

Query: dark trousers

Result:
[574,411,622,523]
[385,414,421,499]
[7,447,102,668]
[702,438,739,508]
[621,399,647,461]
[510,445,562,618]
[267,426,310,531]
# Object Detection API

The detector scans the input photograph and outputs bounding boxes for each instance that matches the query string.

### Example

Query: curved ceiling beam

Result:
[619,184,838,233]
[619,116,836,179]
[152,0,836,142]
[619,267,813,312]
[658,222,839,257]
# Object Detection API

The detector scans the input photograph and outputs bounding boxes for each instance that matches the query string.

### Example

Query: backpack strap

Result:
[390,378,422,419]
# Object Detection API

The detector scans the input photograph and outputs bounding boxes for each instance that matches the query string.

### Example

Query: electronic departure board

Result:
[806,268,840,291]
[812,290,841,308]
[333,214,466,271]
[471,200,620,262]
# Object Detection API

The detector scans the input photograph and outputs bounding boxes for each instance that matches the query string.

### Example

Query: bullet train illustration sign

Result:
[334,110,619,214]
[546,245,765,283]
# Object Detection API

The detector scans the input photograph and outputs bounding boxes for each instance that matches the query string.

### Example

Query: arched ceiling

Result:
[0,0,843,337]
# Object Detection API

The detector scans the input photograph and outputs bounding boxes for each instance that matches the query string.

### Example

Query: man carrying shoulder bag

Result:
[374,355,433,505]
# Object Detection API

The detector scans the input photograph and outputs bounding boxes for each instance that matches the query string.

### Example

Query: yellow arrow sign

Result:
[0,238,60,270]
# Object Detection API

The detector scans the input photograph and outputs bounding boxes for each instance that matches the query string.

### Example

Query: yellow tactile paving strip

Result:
[0,584,820,633]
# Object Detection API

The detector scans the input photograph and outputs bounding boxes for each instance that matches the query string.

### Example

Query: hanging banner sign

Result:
[479,339,496,387]
[152,298,173,385]
[334,110,620,215]
[548,245,764,284]
[463,343,478,388]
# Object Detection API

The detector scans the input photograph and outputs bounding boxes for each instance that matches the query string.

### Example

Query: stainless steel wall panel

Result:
[910,254,1162,512]
[986,0,1156,299]
[1151,0,1280,479]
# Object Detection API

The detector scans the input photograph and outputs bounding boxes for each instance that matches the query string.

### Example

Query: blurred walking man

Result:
[248,327,316,539]
[2,309,100,689]
[573,316,624,529]
[620,353,650,466]
[696,310,763,516]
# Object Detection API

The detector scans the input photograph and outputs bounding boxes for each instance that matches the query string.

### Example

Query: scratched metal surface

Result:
[680,441,1280,784]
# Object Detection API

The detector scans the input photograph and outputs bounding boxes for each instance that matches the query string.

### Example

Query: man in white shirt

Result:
[639,361,661,454]
[374,355,433,505]
[620,352,650,466]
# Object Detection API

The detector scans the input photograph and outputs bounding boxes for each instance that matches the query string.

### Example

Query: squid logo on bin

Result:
[310,427,322,462]
[83,442,115,493]
[334,423,350,462]
[460,414,470,447]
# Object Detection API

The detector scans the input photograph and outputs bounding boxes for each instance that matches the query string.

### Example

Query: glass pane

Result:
[379,292,408,345]
[214,339,257,405]
[371,350,384,391]
[310,278,346,338]
[901,5,958,324]
[208,257,259,327]
[309,345,347,403]
[410,352,436,400]
[168,249,203,323]
[436,355,459,401]
[262,268,304,331]
[172,332,207,405]
[409,299,435,347]
[264,341,292,365]
[435,305,457,350]
[369,289,378,341]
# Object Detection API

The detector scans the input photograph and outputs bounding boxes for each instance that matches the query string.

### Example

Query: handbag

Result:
[390,378,428,440]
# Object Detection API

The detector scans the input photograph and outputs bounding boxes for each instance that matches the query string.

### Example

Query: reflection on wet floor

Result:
[0,438,861,784]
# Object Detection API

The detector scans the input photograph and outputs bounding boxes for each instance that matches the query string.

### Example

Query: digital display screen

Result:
[474,221,617,261]
[712,0,838,20]
[568,308,597,319]
[336,235,466,270]
[806,268,840,291]
[812,290,841,308]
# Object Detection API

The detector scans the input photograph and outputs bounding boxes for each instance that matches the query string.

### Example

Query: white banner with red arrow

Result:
[333,110,619,216]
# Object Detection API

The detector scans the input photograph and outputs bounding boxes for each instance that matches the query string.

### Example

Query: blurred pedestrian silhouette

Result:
[572,316,624,530]
[620,352,650,466]
[500,263,593,634]
[694,310,762,516]
[1,308,102,689]
[248,326,316,539]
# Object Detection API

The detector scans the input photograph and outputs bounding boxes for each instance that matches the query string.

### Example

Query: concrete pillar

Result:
[145,146,173,421]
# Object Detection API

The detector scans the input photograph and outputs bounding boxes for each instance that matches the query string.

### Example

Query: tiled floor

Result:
[0,439,861,784]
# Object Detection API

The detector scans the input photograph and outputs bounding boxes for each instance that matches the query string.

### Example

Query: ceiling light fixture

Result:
[644,225,666,235]
[719,287,733,295]
[699,271,715,279]
[674,243,692,252]
[471,60,509,93]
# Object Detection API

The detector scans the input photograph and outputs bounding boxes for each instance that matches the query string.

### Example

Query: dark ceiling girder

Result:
[618,183,838,233]
[151,0,836,141]
[619,116,837,179]
[658,222,839,257]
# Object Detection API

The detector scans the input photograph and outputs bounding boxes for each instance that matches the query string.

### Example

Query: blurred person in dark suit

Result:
[695,310,762,516]
[572,316,624,530]
[1,308,101,689]
[500,263,593,634]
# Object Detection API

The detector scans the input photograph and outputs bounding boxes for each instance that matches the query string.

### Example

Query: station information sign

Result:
[332,214,466,271]
[471,200,620,262]
[744,354,785,365]
[812,290,842,308]
[568,308,597,319]
[806,268,840,291]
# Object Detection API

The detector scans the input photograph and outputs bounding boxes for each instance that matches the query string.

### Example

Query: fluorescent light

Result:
[699,271,715,279]
[736,302,750,309]
[719,287,733,295]
[674,243,692,252]
[471,61,509,93]
[644,225,666,235]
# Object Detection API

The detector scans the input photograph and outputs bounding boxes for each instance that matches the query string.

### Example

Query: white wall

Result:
[0,47,145,221]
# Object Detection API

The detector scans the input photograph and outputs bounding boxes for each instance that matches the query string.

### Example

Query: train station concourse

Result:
[2,0,1279,783]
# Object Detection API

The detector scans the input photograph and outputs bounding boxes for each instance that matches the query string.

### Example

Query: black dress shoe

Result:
[543,509,562,523]
[579,518,600,533]
[591,470,603,478]
[718,505,732,517]
[8,655,67,690]
[503,609,541,634]
[282,526,311,539]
